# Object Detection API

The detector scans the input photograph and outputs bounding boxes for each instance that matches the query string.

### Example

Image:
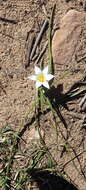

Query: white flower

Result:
[28,66,54,89]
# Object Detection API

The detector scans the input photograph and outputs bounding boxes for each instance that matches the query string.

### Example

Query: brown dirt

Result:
[0,0,86,190]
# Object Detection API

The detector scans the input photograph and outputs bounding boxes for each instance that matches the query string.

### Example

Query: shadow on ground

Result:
[29,169,78,190]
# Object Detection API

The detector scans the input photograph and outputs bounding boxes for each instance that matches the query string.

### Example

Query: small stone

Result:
[27,128,45,142]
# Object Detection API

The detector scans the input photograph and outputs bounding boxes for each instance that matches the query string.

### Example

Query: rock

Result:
[52,10,86,67]
[27,127,45,143]
[82,0,86,11]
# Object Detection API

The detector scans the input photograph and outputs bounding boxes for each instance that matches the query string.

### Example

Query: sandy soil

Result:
[0,0,86,190]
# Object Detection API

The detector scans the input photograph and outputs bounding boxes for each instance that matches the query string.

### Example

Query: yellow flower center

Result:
[37,73,46,82]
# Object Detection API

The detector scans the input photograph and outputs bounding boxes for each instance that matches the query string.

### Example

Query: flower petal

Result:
[36,81,42,88]
[43,66,48,74]
[28,75,36,81]
[46,74,54,81]
[35,66,41,75]
[43,81,49,89]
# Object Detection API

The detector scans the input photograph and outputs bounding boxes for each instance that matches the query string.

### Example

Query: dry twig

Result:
[30,20,48,60]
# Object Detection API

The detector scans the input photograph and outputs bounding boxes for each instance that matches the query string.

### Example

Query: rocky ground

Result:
[0,0,86,190]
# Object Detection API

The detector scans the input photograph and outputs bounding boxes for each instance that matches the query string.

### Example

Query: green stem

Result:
[48,4,56,74]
